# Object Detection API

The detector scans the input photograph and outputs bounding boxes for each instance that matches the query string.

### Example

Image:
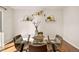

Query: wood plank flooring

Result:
[0,39,79,52]
[0,42,16,52]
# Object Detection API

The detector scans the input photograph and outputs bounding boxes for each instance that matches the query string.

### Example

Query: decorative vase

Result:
[35,26,38,36]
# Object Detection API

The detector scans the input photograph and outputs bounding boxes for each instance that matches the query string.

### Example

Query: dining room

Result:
[0,6,79,52]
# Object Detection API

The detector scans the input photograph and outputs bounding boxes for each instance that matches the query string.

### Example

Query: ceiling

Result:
[10,6,64,10]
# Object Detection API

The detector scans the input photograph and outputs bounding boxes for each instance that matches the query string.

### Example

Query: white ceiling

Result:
[10,6,64,10]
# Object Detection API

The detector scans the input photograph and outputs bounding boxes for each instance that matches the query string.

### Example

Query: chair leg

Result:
[52,44,56,52]
[20,43,24,52]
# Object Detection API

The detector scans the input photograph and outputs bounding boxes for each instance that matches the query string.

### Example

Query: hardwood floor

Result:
[0,40,79,52]
[0,42,16,52]
[57,40,79,52]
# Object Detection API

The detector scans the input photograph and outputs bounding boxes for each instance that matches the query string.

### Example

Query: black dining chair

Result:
[20,43,25,52]
[13,34,25,52]
[51,43,56,52]
[13,34,31,52]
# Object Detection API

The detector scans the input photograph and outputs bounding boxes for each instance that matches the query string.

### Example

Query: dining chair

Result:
[13,34,25,52]
[29,44,47,52]
[54,35,63,51]
[20,43,25,52]
[47,35,56,52]
[47,35,51,43]
[51,43,56,52]
[27,35,30,43]
[23,35,31,52]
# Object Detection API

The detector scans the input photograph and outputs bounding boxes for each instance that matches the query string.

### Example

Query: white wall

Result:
[63,7,79,49]
[2,6,79,49]
[0,11,2,32]
[2,7,14,44]
[1,6,79,49]
[0,8,5,47]
[14,7,63,39]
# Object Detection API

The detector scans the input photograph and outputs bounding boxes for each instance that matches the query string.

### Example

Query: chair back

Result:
[54,35,63,51]
[13,34,23,51]
[55,35,63,46]
[27,35,30,43]
[13,34,23,43]
[20,43,25,52]
[47,35,51,43]
[29,44,47,52]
